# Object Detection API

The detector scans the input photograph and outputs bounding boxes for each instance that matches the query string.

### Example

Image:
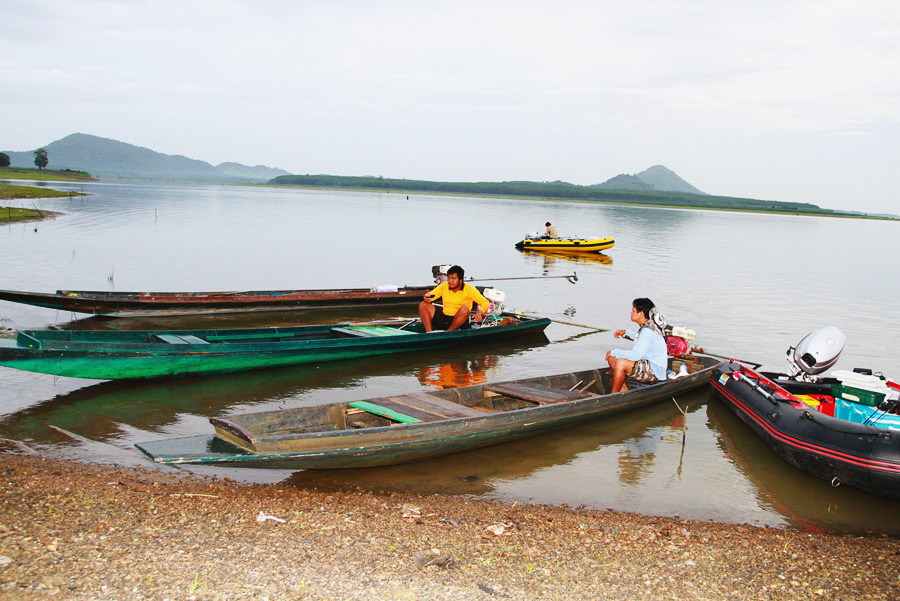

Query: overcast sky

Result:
[2,0,898,213]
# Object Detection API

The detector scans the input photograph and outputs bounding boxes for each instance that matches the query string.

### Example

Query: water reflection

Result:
[705,399,900,535]
[517,249,613,273]
[415,355,495,389]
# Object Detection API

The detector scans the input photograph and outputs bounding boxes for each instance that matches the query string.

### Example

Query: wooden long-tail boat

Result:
[0,285,433,317]
[0,314,550,380]
[135,354,721,469]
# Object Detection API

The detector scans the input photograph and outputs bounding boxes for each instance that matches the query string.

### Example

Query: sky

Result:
[2,0,898,213]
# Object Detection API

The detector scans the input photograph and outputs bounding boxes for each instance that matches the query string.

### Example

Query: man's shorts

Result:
[629,359,659,384]
[431,310,471,331]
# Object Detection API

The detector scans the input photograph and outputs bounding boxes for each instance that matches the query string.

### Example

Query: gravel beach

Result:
[1,452,898,600]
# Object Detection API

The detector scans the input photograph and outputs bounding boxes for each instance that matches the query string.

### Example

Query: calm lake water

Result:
[2,180,899,534]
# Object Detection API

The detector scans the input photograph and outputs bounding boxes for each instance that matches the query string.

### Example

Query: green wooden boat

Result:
[135,354,722,469]
[0,314,549,380]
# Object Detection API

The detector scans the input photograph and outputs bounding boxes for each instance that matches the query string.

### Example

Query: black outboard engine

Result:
[786,326,846,381]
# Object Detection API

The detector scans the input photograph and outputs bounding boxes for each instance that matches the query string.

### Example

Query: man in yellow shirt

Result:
[419,265,490,332]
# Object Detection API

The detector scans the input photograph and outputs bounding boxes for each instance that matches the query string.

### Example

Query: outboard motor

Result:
[786,326,846,380]
[431,264,452,284]
[482,288,505,316]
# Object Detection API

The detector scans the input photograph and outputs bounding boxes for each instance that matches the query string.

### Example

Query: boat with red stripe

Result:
[710,327,900,501]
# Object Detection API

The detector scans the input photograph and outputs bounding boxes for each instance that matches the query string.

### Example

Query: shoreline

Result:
[1,453,897,600]
[259,183,896,221]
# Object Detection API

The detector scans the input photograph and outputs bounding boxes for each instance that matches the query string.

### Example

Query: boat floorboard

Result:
[483,381,591,404]
[386,391,487,418]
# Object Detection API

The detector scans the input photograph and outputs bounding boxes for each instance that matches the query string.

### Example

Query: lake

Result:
[1,180,899,534]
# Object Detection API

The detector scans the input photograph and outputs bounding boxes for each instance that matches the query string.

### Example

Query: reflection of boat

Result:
[0,285,432,317]
[135,354,721,469]
[415,356,495,389]
[710,327,900,501]
[0,314,550,380]
[514,236,614,253]
[705,398,900,534]
[520,249,613,266]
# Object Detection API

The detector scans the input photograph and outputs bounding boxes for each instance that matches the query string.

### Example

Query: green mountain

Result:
[593,165,706,195]
[591,173,654,192]
[2,133,290,182]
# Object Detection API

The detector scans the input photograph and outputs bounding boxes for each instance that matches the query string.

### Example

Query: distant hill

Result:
[593,165,706,195]
[592,173,654,192]
[2,133,290,182]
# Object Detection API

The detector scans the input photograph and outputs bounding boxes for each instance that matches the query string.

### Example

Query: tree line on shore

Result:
[270,174,835,215]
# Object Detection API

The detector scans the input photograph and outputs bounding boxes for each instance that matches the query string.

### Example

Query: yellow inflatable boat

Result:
[515,236,615,253]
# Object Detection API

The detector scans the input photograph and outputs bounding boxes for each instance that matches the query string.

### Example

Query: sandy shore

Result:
[0,453,897,600]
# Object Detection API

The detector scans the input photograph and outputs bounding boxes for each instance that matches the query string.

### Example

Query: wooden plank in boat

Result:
[155,334,190,344]
[483,381,591,405]
[348,400,443,423]
[332,326,415,338]
[387,391,486,418]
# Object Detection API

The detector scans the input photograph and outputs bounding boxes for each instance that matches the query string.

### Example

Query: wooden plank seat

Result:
[332,326,415,338]
[386,391,487,419]
[483,381,592,405]
[348,400,432,423]
[155,334,210,344]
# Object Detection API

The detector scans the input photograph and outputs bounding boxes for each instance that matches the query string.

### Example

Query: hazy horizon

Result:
[2,1,898,214]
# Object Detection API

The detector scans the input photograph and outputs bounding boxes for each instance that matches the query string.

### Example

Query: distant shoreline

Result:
[264,182,897,220]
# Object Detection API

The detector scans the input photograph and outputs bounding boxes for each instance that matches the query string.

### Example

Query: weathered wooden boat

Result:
[710,328,900,501]
[0,285,433,317]
[135,354,721,468]
[514,236,615,253]
[0,313,550,380]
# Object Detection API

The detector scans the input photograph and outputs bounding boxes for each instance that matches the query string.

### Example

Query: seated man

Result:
[543,221,558,239]
[419,265,490,332]
[605,298,668,393]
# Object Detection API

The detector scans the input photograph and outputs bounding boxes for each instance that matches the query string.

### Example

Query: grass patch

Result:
[0,204,65,223]
[0,183,86,201]
[0,167,96,181]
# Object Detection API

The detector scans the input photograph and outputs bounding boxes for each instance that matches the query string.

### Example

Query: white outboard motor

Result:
[482,288,505,316]
[431,264,452,284]
[786,326,846,380]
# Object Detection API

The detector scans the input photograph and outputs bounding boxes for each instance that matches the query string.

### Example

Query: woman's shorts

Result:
[629,359,659,383]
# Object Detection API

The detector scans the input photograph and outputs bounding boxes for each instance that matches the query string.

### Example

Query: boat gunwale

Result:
[711,362,900,476]
[212,355,722,451]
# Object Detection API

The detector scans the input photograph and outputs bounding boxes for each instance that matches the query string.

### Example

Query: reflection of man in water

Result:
[543,222,558,239]
[417,356,493,388]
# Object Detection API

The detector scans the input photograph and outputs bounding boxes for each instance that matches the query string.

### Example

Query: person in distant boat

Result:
[606,297,668,393]
[419,265,490,332]
[543,222,559,239]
